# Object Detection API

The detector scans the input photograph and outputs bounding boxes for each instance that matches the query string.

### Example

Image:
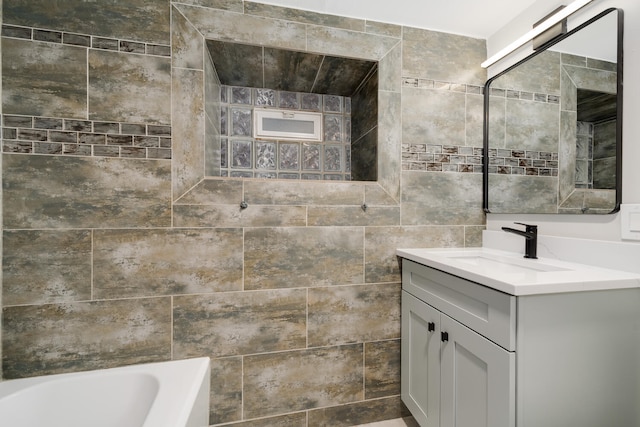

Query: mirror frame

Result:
[482,8,624,214]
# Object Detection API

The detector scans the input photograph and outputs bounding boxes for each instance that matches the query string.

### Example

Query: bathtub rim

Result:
[0,357,211,427]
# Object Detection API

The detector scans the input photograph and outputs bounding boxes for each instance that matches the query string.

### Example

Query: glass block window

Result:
[218,86,352,181]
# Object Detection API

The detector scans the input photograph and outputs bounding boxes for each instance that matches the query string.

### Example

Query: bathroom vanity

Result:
[397,248,640,427]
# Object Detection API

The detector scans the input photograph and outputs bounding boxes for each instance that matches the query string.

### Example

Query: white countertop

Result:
[396,247,640,296]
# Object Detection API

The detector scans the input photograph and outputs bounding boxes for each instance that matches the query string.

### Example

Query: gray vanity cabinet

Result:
[401,292,440,427]
[401,258,640,427]
[439,315,514,427]
[401,261,515,427]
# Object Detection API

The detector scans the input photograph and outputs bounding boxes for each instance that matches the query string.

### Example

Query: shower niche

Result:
[204,40,378,182]
[575,89,617,190]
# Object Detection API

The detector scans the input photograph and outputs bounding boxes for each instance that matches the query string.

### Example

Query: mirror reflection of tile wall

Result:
[575,121,593,187]
[486,47,618,213]
[219,86,353,180]
[592,120,617,189]
[574,119,618,190]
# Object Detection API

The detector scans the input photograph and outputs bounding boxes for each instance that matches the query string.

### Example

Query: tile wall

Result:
[0,1,486,426]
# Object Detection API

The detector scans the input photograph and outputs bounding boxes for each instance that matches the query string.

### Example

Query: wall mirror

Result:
[483,8,623,214]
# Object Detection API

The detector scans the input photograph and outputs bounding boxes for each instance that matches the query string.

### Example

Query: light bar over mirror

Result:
[481,0,595,68]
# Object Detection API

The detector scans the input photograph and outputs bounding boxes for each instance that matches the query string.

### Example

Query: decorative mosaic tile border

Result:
[487,148,558,176]
[1,24,171,57]
[401,144,559,176]
[488,87,560,104]
[402,76,560,104]
[402,144,483,173]
[1,114,172,159]
[402,77,483,94]
[401,77,560,175]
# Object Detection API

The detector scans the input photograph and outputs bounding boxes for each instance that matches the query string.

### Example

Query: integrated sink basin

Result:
[449,254,570,273]
[396,247,640,295]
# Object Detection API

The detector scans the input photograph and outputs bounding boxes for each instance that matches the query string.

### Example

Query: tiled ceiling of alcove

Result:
[577,89,617,123]
[206,40,377,97]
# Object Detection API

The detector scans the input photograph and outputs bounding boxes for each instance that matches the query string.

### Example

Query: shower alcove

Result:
[171,4,402,212]
[205,40,378,182]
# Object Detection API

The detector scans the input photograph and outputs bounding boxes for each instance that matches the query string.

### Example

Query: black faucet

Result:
[501,222,538,259]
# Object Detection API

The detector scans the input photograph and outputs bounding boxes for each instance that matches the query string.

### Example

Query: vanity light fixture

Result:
[481,0,594,68]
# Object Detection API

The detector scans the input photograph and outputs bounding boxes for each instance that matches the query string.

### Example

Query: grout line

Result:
[90,229,94,300]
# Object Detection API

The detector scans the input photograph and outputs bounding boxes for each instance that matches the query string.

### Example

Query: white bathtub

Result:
[0,357,210,427]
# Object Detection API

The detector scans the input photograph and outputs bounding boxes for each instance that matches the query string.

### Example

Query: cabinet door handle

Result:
[441,331,449,342]
[428,322,435,332]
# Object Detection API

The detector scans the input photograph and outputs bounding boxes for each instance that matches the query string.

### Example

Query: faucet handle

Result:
[514,222,537,231]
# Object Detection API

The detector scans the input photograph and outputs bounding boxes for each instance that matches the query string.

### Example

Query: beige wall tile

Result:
[465,92,486,148]
[583,189,617,210]
[365,183,400,206]
[175,4,307,51]
[89,50,170,124]
[487,174,558,213]
[365,225,465,283]
[243,345,364,418]
[307,395,408,426]
[244,2,365,32]
[465,225,485,247]
[493,50,560,95]
[505,99,559,152]
[179,0,243,13]
[2,39,87,118]
[561,67,578,113]
[3,230,91,306]
[377,91,402,200]
[401,172,485,225]
[366,21,402,38]
[172,5,205,70]
[477,94,506,148]
[308,284,400,347]
[210,356,243,424]
[174,204,308,228]
[4,0,170,44]
[379,43,402,93]
[175,178,243,204]
[244,227,364,289]
[217,412,307,427]
[244,180,364,205]
[559,110,577,204]
[173,289,307,358]
[2,298,171,378]
[402,26,486,85]
[402,87,466,147]
[307,26,399,61]
[2,154,172,229]
[93,228,243,298]
[365,340,401,399]
[204,50,221,176]
[172,67,205,199]
[307,206,399,226]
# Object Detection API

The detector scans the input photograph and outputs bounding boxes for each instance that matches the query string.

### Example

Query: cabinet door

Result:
[440,315,515,427]
[402,291,441,427]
